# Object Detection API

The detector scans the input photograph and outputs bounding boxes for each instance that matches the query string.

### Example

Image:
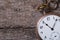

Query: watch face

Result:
[37,15,60,40]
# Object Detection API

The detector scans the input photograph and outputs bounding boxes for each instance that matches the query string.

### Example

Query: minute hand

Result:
[52,19,57,29]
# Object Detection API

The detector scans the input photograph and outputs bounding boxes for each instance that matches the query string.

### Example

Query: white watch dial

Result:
[37,15,60,40]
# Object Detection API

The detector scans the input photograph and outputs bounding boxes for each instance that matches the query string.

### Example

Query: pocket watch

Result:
[36,12,60,40]
[35,0,60,40]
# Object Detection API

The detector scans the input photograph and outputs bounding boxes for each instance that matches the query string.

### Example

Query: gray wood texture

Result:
[0,0,59,40]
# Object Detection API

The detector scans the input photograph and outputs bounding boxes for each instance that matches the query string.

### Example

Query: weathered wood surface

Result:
[0,0,43,40]
[0,0,60,40]
[0,0,43,28]
[0,28,38,40]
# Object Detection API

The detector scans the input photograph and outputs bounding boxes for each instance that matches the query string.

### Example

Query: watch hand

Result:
[52,19,57,29]
[43,21,52,29]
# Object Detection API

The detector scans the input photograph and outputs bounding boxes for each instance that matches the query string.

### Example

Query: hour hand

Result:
[43,21,52,29]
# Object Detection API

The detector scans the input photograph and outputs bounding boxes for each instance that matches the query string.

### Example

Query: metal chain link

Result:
[36,0,59,14]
